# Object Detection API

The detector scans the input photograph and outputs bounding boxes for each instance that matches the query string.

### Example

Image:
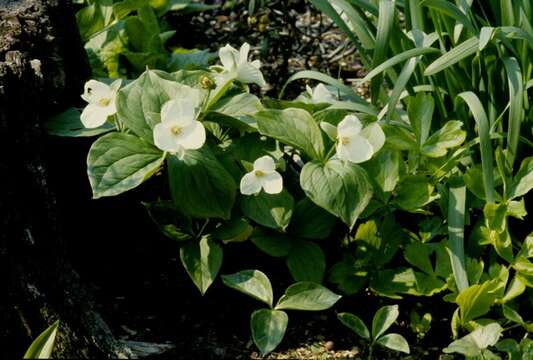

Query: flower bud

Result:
[200,75,216,90]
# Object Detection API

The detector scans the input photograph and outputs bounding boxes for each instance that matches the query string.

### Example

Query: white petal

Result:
[153,123,181,153]
[240,172,262,195]
[312,84,336,103]
[219,44,239,71]
[336,134,373,163]
[236,63,266,87]
[261,171,283,194]
[176,121,206,150]
[239,42,251,64]
[337,115,363,138]
[361,122,385,153]
[253,155,276,172]
[81,80,112,103]
[250,59,261,69]
[161,99,196,126]
[80,103,111,128]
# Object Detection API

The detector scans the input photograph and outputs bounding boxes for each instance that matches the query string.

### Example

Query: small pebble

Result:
[325,341,335,351]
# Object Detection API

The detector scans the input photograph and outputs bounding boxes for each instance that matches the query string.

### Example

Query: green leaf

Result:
[337,312,370,340]
[288,198,336,239]
[241,190,294,231]
[213,218,253,244]
[116,69,205,143]
[275,282,341,311]
[363,149,400,194]
[375,333,410,354]
[509,156,533,199]
[447,176,469,292]
[421,121,466,158]
[408,93,434,145]
[393,175,437,211]
[381,124,417,150]
[87,132,164,199]
[222,269,274,307]
[443,323,502,357]
[424,36,479,76]
[250,309,288,356]
[457,92,495,202]
[23,320,59,359]
[46,108,114,137]
[502,57,524,166]
[286,240,326,283]
[167,148,236,220]
[167,49,216,71]
[255,108,325,160]
[300,160,373,228]
[372,304,399,340]
[456,282,497,324]
[251,229,293,257]
[180,236,223,295]
[143,201,192,242]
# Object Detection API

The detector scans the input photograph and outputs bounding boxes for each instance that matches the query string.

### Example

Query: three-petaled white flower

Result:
[219,42,266,87]
[332,115,385,164]
[153,99,206,154]
[305,84,337,104]
[81,79,121,128]
[240,156,283,195]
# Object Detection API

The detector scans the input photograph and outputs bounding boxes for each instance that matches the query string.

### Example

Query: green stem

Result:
[368,344,373,360]
[196,219,210,239]
[323,144,337,163]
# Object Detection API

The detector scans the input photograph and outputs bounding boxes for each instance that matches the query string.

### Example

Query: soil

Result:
[18,1,503,359]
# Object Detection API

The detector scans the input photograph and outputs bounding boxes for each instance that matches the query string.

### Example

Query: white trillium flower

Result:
[306,84,337,104]
[240,156,283,195]
[153,99,206,154]
[335,115,385,164]
[219,42,266,87]
[80,79,121,128]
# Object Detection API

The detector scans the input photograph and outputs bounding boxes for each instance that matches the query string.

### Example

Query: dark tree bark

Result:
[0,1,135,358]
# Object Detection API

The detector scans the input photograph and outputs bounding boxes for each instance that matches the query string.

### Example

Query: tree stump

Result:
[0,1,134,357]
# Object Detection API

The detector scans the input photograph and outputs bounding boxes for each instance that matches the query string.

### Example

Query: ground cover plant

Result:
[43,0,533,358]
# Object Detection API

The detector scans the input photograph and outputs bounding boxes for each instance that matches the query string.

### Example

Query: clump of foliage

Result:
[47,0,533,357]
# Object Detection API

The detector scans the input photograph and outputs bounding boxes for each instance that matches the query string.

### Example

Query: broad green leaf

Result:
[167,49,216,71]
[180,237,223,295]
[87,132,164,198]
[337,312,370,340]
[502,305,525,325]
[456,282,497,324]
[222,270,273,307]
[46,108,114,137]
[286,240,326,283]
[213,218,253,244]
[251,229,293,257]
[288,198,336,239]
[363,149,400,194]
[375,333,410,354]
[509,156,533,199]
[241,190,294,231]
[424,36,479,76]
[421,121,466,158]
[208,93,263,125]
[167,148,236,220]
[255,108,325,160]
[23,320,59,359]
[393,175,437,211]
[372,304,399,340]
[275,282,341,311]
[443,323,502,357]
[251,309,288,356]
[381,124,417,150]
[300,160,373,228]
[116,69,205,143]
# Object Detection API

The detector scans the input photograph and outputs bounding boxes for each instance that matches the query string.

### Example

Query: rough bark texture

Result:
[0,1,133,358]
